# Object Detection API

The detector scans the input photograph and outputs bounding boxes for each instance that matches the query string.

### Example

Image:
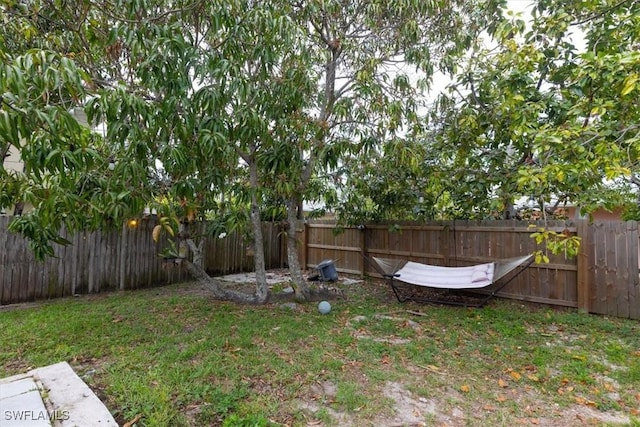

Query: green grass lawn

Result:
[1,277,639,426]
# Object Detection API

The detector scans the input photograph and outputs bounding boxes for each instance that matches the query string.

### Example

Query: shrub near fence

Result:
[0,217,284,305]
[298,220,640,320]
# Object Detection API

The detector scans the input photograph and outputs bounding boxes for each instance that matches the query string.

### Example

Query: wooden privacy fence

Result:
[298,220,640,320]
[0,217,284,305]
[3,215,640,320]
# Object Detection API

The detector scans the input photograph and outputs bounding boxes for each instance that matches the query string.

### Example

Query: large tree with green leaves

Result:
[427,0,640,220]
[263,0,507,298]
[334,0,640,227]
[0,0,298,303]
[0,0,143,256]
[1,0,509,302]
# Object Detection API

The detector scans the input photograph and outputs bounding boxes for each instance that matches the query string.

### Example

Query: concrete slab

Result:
[218,270,362,286]
[0,362,116,427]
[0,377,51,427]
[32,362,116,427]
[0,377,41,400]
[219,271,292,285]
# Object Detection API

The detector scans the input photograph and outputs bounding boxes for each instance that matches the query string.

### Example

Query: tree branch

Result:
[182,260,264,303]
[572,0,634,26]
[97,0,207,24]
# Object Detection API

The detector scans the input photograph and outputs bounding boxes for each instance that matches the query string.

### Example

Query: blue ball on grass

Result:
[318,301,331,314]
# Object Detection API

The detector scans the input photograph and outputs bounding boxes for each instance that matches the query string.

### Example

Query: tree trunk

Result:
[186,238,204,268]
[182,259,262,304]
[180,218,267,304]
[185,221,206,268]
[502,198,517,220]
[285,197,310,301]
[297,197,304,220]
[248,159,269,304]
[0,144,10,170]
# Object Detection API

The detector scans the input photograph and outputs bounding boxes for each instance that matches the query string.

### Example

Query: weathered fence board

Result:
[586,221,640,319]
[0,217,284,304]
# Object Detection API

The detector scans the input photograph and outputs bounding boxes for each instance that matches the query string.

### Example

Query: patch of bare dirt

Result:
[0,301,47,312]
[297,380,464,426]
[0,358,34,374]
[297,380,358,426]
[297,378,631,427]
[375,381,438,426]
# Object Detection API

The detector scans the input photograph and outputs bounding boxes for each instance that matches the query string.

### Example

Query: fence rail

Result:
[0,217,283,305]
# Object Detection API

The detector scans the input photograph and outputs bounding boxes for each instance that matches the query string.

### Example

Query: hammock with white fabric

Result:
[371,254,534,307]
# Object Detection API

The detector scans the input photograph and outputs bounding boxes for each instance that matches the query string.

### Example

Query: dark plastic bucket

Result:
[317,259,338,281]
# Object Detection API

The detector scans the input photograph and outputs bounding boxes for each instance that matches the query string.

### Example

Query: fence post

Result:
[281,223,287,269]
[360,225,367,278]
[301,221,308,270]
[442,224,450,266]
[576,219,590,313]
[119,224,127,290]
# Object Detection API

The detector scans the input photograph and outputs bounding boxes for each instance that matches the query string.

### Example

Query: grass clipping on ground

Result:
[0,277,639,426]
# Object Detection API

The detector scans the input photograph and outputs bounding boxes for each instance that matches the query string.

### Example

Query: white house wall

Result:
[4,145,23,173]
